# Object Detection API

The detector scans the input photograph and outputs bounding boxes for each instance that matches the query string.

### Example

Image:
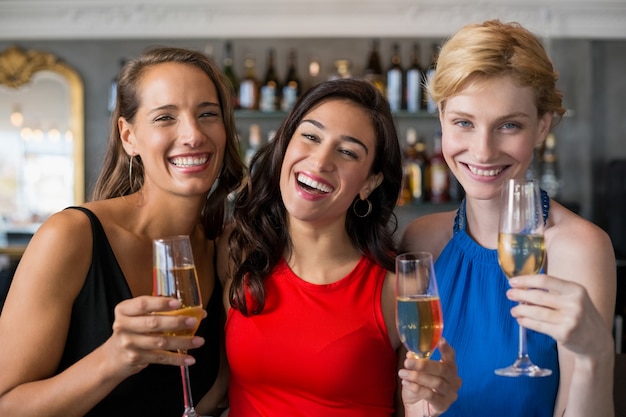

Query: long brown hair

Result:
[229,78,402,315]
[91,46,244,239]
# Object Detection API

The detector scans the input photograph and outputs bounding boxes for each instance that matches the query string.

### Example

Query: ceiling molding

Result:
[1,0,625,40]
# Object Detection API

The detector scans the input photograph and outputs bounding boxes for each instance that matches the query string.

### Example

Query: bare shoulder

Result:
[547,202,614,264]
[546,202,616,320]
[3,206,95,335]
[399,210,456,258]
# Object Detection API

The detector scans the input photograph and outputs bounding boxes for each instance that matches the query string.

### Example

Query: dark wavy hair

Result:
[229,78,403,315]
[91,46,244,239]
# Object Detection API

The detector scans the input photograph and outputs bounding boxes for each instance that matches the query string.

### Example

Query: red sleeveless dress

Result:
[226,256,397,417]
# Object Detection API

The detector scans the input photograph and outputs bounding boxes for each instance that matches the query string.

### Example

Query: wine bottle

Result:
[429,131,450,203]
[424,43,439,114]
[108,59,126,113]
[239,55,259,110]
[281,49,301,112]
[410,131,429,204]
[245,124,262,168]
[386,43,404,113]
[222,41,240,109]
[398,129,416,206]
[363,39,385,93]
[259,48,280,112]
[329,59,352,80]
[540,133,561,198]
[406,43,424,113]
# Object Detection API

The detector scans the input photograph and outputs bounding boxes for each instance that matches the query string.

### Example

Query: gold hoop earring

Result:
[352,198,372,218]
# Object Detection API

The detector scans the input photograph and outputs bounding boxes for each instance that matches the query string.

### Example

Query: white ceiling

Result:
[1,0,625,40]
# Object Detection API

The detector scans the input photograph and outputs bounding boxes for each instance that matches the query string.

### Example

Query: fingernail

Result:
[184,356,196,365]
[191,336,205,347]
[398,370,408,378]
[168,299,182,308]
[509,277,519,285]
[185,317,198,327]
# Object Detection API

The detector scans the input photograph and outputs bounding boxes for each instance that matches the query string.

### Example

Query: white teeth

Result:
[297,173,333,193]
[468,165,503,177]
[170,155,208,167]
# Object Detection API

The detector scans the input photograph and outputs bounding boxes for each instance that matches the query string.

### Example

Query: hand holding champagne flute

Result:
[495,178,552,377]
[153,235,203,417]
[395,251,443,359]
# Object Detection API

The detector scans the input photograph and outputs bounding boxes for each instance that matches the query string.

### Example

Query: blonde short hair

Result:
[429,19,566,120]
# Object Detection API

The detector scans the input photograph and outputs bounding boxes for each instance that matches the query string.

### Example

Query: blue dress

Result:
[431,192,559,416]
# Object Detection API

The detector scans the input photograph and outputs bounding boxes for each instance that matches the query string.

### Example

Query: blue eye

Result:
[502,122,520,130]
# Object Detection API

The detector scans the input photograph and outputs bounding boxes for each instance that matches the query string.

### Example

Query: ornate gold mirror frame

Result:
[0,46,84,231]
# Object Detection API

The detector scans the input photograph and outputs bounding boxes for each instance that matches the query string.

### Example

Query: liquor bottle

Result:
[386,43,404,112]
[281,49,301,112]
[329,59,352,80]
[429,131,450,203]
[108,59,126,113]
[406,43,424,113]
[398,128,417,206]
[424,43,439,114]
[410,131,429,204]
[259,48,280,112]
[239,55,259,110]
[363,39,385,93]
[222,41,240,109]
[245,124,262,168]
[540,133,561,198]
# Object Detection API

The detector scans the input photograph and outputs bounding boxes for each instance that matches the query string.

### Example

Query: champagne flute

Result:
[495,178,552,377]
[153,235,203,417]
[395,251,443,359]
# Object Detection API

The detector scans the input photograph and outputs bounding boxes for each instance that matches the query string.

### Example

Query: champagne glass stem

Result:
[180,364,197,417]
[517,322,530,365]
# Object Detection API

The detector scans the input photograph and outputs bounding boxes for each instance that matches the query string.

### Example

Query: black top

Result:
[57,207,222,417]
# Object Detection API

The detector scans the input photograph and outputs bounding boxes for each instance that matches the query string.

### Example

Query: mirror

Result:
[0,45,84,248]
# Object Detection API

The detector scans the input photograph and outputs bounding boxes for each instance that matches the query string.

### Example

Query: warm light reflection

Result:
[10,105,23,127]
[48,128,61,142]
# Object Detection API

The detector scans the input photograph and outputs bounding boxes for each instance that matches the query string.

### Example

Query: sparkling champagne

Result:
[497,233,546,278]
[396,295,443,358]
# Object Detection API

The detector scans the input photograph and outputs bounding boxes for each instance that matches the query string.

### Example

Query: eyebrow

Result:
[447,110,531,120]
[148,101,220,114]
[300,118,369,155]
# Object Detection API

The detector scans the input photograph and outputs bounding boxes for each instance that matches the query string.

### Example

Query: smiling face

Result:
[119,61,226,198]
[439,75,551,201]
[279,98,382,227]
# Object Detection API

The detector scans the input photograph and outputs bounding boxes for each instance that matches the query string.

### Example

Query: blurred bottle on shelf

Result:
[245,124,262,169]
[540,133,561,198]
[410,130,429,204]
[281,49,301,112]
[429,131,450,203]
[329,59,352,80]
[222,41,240,109]
[239,55,259,110]
[424,43,439,114]
[363,39,385,94]
[259,48,280,112]
[108,59,126,113]
[386,43,404,113]
[398,128,417,206]
[406,43,424,113]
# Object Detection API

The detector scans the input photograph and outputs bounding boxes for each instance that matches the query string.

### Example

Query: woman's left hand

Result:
[506,274,613,356]
[399,338,462,416]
